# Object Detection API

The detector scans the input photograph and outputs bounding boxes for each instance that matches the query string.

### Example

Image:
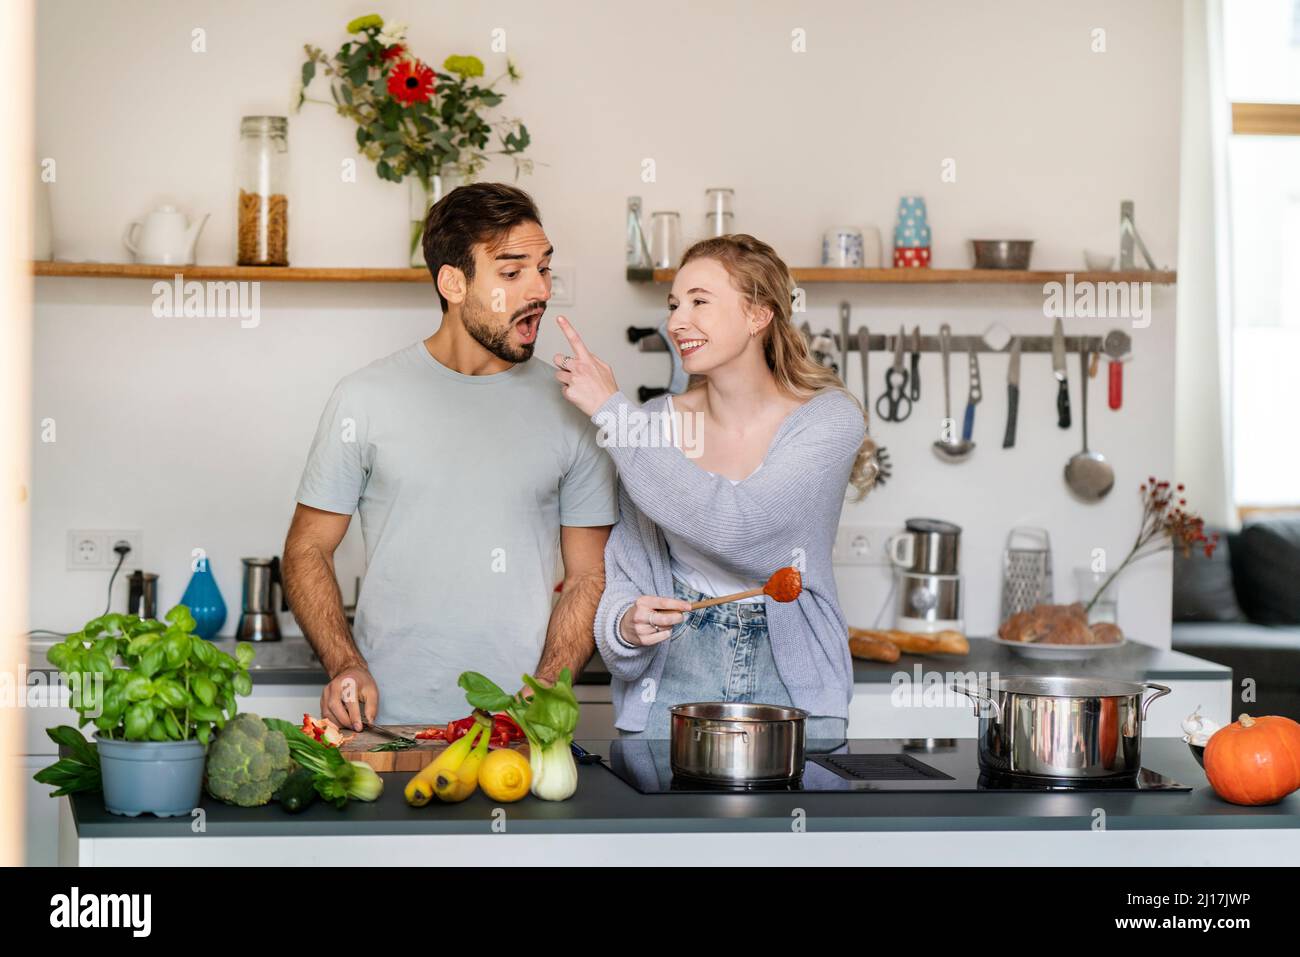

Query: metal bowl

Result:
[971,239,1034,270]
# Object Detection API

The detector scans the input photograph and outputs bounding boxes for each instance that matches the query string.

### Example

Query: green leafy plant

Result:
[44,605,255,747]
[32,726,101,796]
[459,669,580,801]
[297,13,531,186]
[263,717,384,807]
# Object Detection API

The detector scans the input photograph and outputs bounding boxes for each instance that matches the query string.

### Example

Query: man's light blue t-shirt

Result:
[296,341,618,724]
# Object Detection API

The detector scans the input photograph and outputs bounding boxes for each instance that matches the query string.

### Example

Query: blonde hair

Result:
[678,234,878,500]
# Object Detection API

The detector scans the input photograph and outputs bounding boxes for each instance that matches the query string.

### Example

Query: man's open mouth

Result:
[515,309,544,344]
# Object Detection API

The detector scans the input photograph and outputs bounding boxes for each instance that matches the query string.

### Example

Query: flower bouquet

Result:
[297,13,532,264]
[1083,478,1220,615]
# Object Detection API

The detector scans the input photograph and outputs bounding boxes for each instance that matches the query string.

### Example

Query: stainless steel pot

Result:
[669,702,807,784]
[950,675,1170,779]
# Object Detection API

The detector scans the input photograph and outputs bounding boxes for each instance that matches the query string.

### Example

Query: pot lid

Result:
[986,675,1150,698]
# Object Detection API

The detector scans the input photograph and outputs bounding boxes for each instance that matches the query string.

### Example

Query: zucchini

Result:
[275,766,318,813]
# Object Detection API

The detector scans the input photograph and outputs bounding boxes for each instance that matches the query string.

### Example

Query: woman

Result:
[553,234,877,738]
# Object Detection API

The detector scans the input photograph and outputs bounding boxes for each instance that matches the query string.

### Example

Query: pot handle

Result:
[694,726,749,744]
[1140,682,1171,721]
[949,681,1002,721]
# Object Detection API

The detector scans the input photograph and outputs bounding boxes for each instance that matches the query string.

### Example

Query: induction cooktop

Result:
[581,738,1191,794]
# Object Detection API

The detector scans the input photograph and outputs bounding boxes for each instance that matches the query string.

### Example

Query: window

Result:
[1223,0,1300,508]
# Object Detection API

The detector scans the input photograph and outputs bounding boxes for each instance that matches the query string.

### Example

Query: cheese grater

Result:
[1000,527,1053,620]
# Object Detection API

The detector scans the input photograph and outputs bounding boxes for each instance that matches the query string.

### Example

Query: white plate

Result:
[992,635,1127,660]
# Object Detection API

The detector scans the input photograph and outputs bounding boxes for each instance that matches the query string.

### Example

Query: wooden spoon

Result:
[689,567,802,610]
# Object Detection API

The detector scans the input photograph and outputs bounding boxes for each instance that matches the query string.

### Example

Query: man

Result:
[283,183,617,729]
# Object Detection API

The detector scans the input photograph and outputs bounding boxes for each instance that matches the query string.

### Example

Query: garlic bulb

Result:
[1182,706,1221,746]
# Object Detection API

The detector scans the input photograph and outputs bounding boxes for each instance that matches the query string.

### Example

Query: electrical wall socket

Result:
[832,524,898,566]
[549,266,575,306]
[66,530,142,570]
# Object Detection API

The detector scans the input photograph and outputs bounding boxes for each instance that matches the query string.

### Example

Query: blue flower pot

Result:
[181,558,227,641]
[96,735,206,817]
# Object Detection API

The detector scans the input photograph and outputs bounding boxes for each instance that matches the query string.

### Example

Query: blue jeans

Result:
[618,578,848,741]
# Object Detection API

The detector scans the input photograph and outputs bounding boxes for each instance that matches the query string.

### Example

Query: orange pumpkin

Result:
[1204,714,1300,806]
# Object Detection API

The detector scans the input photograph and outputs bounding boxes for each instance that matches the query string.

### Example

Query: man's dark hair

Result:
[421,182,542,312]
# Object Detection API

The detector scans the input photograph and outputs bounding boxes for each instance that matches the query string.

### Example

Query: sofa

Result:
[1171,515,1300,722]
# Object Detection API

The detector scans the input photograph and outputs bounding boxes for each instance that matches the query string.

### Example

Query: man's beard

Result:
[462,293,538,364]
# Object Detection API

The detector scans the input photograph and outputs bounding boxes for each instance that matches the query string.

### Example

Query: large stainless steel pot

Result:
[669,702,807,784]
[950,675,1170,779]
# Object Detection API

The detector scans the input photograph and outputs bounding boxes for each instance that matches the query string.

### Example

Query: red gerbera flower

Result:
[387,59,434,105]
[381,44,406,62]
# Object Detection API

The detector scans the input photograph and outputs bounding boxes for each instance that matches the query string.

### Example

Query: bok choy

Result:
[458,669,580,801]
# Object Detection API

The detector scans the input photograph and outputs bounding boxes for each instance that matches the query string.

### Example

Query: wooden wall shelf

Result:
[627,266,1177,285]
[32,262,1178,287]
[33,262,429,283]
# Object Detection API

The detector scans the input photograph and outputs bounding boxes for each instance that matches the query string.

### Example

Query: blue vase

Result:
[181,557,227,640]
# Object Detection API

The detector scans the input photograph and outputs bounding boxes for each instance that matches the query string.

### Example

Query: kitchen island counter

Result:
[61,737,1298,866]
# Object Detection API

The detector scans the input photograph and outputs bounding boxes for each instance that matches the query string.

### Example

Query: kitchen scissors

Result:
[875,326,913,422]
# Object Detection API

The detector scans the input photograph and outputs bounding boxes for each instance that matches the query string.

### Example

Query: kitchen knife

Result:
[961,346,982,441]
[838,302,850,387]
[1003,336,1020,448]
[359,696,417,743]
[363,723,418,744]
[909,326,921,401]
[1052,317,1071,429]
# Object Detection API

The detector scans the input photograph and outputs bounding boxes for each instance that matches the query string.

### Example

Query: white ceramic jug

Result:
[123,205,209,265]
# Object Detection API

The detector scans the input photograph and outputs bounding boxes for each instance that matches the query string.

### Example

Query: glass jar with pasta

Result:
[236,116,289,266]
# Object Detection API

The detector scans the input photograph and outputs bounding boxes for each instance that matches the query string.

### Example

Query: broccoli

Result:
[204,712,293,807]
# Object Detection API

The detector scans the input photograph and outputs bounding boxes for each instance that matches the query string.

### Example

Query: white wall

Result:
[31,0,1184,646]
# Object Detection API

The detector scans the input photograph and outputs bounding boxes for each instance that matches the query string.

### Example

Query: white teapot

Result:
[123,205,209,265]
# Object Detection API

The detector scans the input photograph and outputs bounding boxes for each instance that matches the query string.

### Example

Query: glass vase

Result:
[409,169,462,268]
[180,556,227,641]
[1074,568,1118,625]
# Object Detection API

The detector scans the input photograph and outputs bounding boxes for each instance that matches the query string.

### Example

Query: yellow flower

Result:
[346,14,383,33]
[442,55,485,78]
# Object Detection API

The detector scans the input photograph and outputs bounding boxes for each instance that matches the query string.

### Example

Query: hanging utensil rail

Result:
[634,329,1113,355]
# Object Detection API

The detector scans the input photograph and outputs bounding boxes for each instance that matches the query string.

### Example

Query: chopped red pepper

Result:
[411,712,524,746]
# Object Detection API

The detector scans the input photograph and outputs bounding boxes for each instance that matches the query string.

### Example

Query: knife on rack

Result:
[1003,336,1020,448]
[1052,317,1071,429]
[909,326,921,402]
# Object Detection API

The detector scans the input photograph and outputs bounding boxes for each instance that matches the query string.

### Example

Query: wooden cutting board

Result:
[340,725,528,773]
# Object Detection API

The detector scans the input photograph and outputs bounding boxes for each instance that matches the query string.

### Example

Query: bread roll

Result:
[848,632,901,662]
[848,627,969,657]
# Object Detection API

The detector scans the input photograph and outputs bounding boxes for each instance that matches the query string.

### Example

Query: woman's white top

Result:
[659,395,765,602]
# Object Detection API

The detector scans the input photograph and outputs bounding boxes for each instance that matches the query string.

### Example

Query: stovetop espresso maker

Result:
[236,556,289,641]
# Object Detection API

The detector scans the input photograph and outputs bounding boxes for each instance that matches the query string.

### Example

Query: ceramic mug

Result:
[822,227,864,268]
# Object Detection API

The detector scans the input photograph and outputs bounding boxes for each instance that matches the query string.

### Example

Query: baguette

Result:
[848,626,969,656]
[848,632,901,663]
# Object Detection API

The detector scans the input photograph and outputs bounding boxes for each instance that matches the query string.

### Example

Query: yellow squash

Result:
[403,724,483,807]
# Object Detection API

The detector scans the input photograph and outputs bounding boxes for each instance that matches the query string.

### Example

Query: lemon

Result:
[479,748,531,802]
